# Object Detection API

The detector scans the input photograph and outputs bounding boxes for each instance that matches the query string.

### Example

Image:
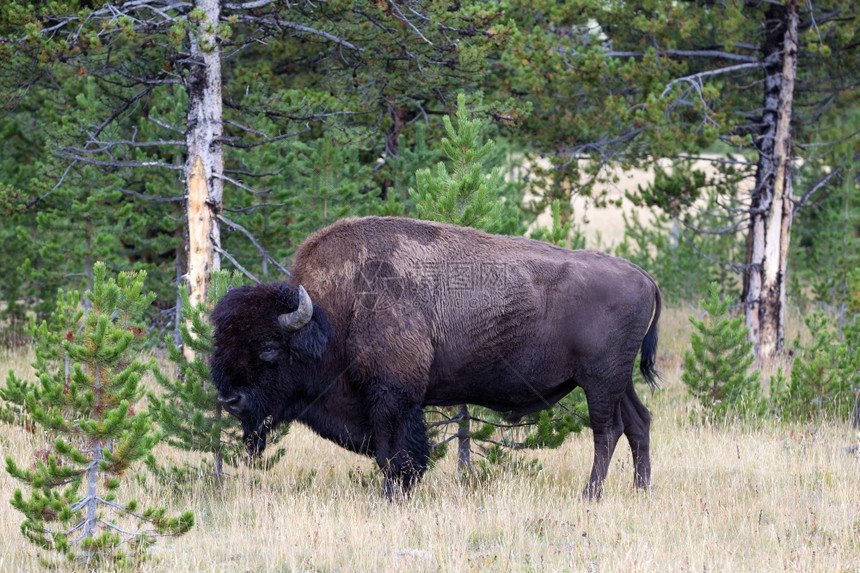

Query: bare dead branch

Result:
[792,167,843,214]
[93,85,154,138]
[215,173,269,195]
[52,151,182,171]
[600,49,759,63]
[661,61,765,98]
[233,15,363,52]
[147,115,184,134]
[214,245,261,284]
[223,0,280,9]
[389,1,433,45]
[219,123,311,149]
[26,160,79,209]
[223,202,286,214]
[224,167,284,178]
[677,224,748,273]
[117,186,184,203]
[217,214,290,276]
[60,140,186,154]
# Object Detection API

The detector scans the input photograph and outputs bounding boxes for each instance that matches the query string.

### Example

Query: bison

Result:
[211,216,660,499]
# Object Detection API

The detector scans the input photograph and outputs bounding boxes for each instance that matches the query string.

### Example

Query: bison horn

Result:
[278,285,314,331]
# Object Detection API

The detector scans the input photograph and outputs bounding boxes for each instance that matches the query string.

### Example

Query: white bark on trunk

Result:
[744,0,798,360]
[184,0,223,361]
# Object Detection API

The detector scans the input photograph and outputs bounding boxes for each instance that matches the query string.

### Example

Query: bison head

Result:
[210,282,334,455]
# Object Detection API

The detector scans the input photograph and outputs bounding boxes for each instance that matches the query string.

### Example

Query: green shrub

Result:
[682,282,764,421]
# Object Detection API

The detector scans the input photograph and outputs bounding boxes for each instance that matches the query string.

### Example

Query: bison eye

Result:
[259,343,279,363]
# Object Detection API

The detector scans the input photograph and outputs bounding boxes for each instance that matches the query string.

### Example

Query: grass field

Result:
[1,306,858,572]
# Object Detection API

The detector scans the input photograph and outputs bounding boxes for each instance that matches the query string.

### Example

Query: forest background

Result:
[1,0,856,356]
[0,0,859,568]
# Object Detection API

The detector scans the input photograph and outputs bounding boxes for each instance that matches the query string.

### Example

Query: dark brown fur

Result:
[211,216,661,499]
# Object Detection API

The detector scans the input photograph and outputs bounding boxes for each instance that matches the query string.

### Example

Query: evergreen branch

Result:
[96,496,180,530]
[213,246,261,284]
[216,214,290,276]
[429,434,458,450]
[100,518,156,538]
[479,437,532,450]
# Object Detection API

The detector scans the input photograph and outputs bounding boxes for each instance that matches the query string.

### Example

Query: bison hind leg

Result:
[620,383,652,490]
[376,403,430,501]
[582,393,625,501]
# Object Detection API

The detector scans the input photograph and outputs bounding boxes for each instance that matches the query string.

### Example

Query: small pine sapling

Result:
[682,282,764,421]
[0,288,82,427]
[410,93,525,236]
[149,270,285,483]
[774,311,860,422]
[4,262,193,568]
[530,199,586,250]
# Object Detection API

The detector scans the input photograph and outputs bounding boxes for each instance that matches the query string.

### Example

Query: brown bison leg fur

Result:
[371,401,431,500]
[620,383,652,490]
[582,390,625,501]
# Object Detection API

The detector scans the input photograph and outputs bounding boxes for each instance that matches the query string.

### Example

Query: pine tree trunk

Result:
[743,0,798,360]
[457,404,471,470]
[213,403,224,483]
[184,0,223,363]
[83,366,103,564]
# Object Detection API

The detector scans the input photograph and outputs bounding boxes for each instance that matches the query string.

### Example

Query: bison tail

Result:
[639,284,662,390]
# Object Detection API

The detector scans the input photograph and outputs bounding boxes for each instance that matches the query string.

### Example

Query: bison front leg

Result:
[583,392,624,501]
[372,403,430,500]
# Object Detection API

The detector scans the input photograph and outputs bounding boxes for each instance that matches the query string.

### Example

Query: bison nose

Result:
[217,392,248,416]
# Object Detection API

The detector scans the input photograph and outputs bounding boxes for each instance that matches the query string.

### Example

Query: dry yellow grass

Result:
[1,306,858,572]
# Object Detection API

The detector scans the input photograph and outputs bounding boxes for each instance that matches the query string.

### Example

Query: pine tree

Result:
[149,270,285,482]
[682,282,764,421]
[410,94,526,236]
[774,311,860,422]
[3,262,193,567]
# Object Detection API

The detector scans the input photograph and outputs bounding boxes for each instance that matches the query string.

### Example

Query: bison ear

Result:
[288,303,333,363]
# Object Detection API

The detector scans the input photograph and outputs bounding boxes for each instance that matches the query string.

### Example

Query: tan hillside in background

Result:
[528,156,752,250]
